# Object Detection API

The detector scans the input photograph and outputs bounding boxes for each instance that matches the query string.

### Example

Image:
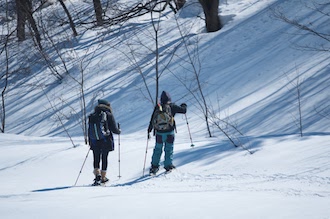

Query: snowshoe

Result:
[101,177,109,184]
[149,165,159,176]
[164,165,175,174]
[92,175,102,186]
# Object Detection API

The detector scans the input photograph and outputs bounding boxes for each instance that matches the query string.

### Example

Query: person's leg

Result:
[164,131,175,169]
[92,147,101,177]
[100,144,110,182]
[151,133,164,168]
[93,147,101,169]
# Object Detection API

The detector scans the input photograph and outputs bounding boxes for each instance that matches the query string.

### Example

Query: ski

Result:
[165,169,172,174]
[90,179,109,186]
[90,182,108,187]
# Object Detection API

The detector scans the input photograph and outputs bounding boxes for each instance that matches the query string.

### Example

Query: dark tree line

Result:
[14,0,221,45]
[16,0,42,49]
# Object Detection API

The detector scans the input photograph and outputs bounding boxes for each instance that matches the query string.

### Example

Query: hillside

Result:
[0,0,329,218]
[1,0,329,137]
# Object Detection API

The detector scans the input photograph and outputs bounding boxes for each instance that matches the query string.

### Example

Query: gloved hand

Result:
[147,125,152,133]
[148,133,151,140]
[180,103,187,108]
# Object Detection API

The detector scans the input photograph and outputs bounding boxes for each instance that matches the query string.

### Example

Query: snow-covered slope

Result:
[0,0,329,218]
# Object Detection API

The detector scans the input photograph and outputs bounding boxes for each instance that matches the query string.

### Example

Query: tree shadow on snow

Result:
[31,184,103,192]
[174,138,263,168]
[31,186,73,192]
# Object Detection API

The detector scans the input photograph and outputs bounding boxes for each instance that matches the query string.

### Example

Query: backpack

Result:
[88,111,110,142]
[152,103,174,131]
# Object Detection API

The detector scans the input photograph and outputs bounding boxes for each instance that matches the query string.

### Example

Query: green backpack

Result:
[152,103,174,131]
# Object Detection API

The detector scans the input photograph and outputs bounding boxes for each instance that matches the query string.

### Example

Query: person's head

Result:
[98,99,110,106]
[160,91,171,104]
[96,99,112,113]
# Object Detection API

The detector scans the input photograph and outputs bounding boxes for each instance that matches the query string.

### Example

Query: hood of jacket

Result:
[95,104,112,114]
[160,91,171,104]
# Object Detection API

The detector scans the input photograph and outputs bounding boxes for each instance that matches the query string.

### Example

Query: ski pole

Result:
[185,114,195,147]
[142,135,150,177]
[74,148,91,186]
[117,123,121,178]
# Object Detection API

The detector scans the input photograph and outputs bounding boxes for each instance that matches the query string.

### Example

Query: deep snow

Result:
[0,0,329,218]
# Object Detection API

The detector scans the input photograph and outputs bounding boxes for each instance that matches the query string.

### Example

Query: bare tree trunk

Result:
[79,62,88,144]
[151,10,160,104]
[199,0,221,32]
[154,25,160,104]
[93,0,103,26]
[1,45,9,133]
[26,3,42,50]
[16,0,27,41]
[16,0,43,50]
[1,69,8,133]
[1,2,13,133]
[297,81,303,137]
[175,0,186,10]
[58,0,78,36]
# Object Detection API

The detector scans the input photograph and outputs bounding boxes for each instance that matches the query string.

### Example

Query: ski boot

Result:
[149,165,159,176]
[92,175,102,186]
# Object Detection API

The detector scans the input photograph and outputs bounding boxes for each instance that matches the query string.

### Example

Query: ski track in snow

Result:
[109,169,330,198]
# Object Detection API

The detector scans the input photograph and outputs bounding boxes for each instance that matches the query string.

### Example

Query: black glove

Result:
[148,133,151,140]
[147,125,153,133]
[180,103,187,108]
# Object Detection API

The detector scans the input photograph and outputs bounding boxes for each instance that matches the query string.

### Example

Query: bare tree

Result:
[112,1,181,106]
[175,0,186,10]
[285,68,305,137]
[101,0,176,26]
[16,0,27,41]
[0,1,15,133]
[58,0,78,36]
[151,9,161,103]
[198,0,222,32]
[173,17,213,137]
[40,84,77,148]
[272,0,330,52]
[93,0,103,26]
[209,106,252,153]
[295,73,304,137]
[274,1,330,136]
[15,0,42,50]
[0,39,9,133]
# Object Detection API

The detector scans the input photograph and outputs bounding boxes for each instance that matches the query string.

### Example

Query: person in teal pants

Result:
[147,91,187,174]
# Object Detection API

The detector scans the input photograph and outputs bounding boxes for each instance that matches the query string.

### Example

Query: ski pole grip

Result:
[118,123,120,129]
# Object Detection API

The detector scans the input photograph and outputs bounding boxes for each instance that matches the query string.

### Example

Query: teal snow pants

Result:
[151,130,175,168]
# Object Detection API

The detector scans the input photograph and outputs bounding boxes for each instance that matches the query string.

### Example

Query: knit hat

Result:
[98,99,110,106]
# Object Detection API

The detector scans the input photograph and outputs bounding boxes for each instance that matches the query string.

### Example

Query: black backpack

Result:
[152,103,174,131]
[88,111,110,142]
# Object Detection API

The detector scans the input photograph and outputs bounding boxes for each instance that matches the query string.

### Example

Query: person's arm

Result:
[107,112,121,134]
[171,103,187,115]
[148,106,157,133]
